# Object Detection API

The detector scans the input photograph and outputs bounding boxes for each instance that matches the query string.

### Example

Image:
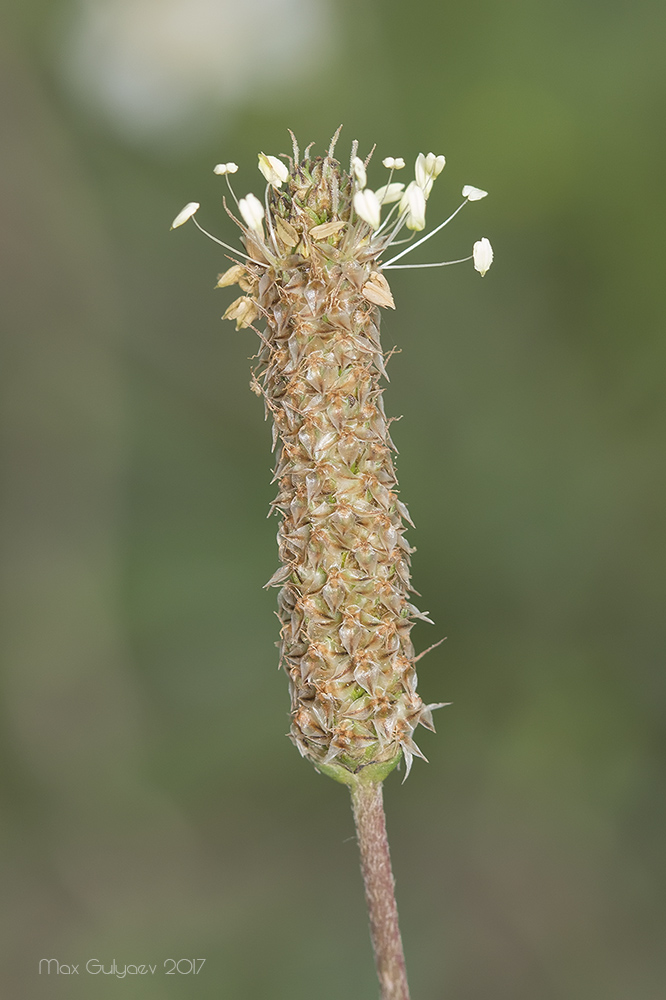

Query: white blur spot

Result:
[58,0,336,150]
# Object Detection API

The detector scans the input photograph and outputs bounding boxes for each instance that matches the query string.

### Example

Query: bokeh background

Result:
[1,1,665,998]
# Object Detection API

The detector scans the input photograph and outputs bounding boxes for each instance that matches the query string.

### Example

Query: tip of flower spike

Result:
[170,201,199,229]
[462,184,488,201]
[473,237,493,276]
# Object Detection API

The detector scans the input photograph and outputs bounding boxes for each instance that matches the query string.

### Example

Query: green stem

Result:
[350,778,411,1000]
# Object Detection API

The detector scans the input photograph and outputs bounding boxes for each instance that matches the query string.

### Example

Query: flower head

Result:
[174,134,492,291]
[239,192,265,234]
[473,237,493,276]
[172,130,494,787]
[258,153,289,188]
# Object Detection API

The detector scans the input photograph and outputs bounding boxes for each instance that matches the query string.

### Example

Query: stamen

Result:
[264,185,280,255]
[373,201,404,239]
[383,255,472,270]
[191,215,269,266]
[383,234,415,247]
[225,175,240,208]
[383,166,395,197]
[381,199,469,266]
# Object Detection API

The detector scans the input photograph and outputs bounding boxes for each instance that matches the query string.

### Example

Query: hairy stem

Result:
[350,778,410,1000]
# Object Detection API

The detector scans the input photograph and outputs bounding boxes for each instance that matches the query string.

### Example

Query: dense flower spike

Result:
[173,133,491,781]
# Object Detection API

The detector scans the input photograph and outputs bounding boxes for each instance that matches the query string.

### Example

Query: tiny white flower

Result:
[239,192,265,234]
[258,153,289,188]
[170,201,200,229]
[351,156,367,189]
[213,162,238,175]
[374,182,405,204]
[399,181,426,231]
[353,188,381,229]
[473,237,493,276]
[382,157,405,170]
[462,185,488,201]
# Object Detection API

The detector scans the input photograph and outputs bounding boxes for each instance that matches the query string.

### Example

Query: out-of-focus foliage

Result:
[1,1,665,998]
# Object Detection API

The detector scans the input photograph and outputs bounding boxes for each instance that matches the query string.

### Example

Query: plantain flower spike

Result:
[173,129,492,783]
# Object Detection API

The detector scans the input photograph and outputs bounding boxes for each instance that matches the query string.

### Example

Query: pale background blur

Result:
[1,1,665,998]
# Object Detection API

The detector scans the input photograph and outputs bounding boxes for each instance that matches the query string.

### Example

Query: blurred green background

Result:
[1,0,665,997]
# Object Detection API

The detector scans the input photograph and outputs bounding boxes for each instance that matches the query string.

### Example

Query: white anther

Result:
[462,185,488,201]
[351,156,367,188]
[213,162,238,175]
[382,157,405,170]
[239,192,265,234]
[415,151,446,190]
[473,238,493,276]
[399,182,426,231]
[374,182,405,204]
[170,202,200,229]
[353,188,381,229]
[258,153,289,188]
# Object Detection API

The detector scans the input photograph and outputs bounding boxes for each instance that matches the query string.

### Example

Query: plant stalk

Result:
[350,778,411,1000]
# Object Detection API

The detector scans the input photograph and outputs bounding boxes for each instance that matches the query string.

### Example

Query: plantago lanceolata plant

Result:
[172,127,492,1000]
